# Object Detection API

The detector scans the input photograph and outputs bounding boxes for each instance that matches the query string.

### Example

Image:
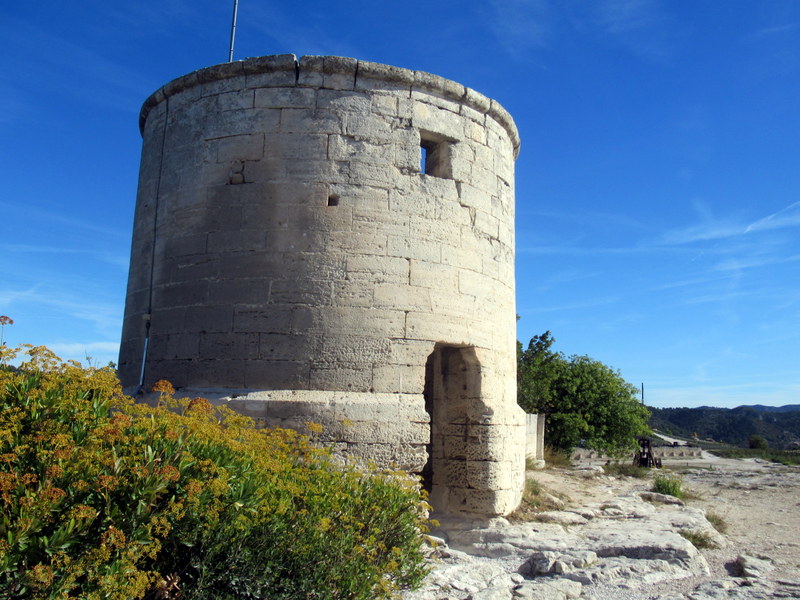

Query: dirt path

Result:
[679,460,800,581]
[533,455,800,594]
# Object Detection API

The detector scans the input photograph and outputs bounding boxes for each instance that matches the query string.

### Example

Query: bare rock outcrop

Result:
[404,463,800,600]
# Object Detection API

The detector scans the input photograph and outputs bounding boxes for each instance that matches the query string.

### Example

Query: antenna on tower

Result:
[228,0,240,62]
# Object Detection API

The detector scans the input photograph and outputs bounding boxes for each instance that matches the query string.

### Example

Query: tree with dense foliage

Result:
[0,345,429,600]
[517,331,650,455]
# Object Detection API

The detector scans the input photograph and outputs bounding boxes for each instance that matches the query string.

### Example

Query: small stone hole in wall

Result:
[229,161,246,185]
[328,195,340,207]
[419,131,454,179]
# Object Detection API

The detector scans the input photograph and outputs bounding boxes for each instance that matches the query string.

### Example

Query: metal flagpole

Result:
[228,0,239,62]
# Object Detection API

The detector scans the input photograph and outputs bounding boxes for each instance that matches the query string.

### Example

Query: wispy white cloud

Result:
[647,381,800,409]
[532,268,603,291]
[2,17,155,114]
[746,23,800,40]
[0,284,44,310]
[517,243,698,256]
[650,273,734,292]
[689,346,754,383]
[656,222,744,245]
[487,0,554,58]
[658,199,800,246]
[670,284,790,311]
[245,3,362,60]
[714,254,800,273]
[44,299,120,336]
[571,0,682,62]
[595,311,645,334]
[2,244,89,255]
[518,245,621,256]
[102,1,200,31]
[0,286,121,337]
[47,341,120,366]
[101,254,131,270]
[745,201,800,233]
[485,1,681,63]
[518,295,621,314]
[1,243,130,276]
[0,201,128,238]
[521,208,648,231]
[592,0,662,35]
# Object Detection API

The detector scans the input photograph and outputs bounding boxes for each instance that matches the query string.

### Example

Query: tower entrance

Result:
[423,344,482,512]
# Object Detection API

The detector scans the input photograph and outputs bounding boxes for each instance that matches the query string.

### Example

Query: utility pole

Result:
[228,0,239,62]
[641,382,645,405]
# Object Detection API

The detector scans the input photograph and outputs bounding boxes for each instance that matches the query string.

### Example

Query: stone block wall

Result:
[571,446,703,461]
[119,55,525,516]
[525,413,545,463]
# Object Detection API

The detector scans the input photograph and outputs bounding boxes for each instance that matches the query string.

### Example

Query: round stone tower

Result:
[119,54,525,516]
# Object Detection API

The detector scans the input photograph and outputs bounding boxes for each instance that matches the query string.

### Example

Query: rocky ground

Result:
[403,454,800,600]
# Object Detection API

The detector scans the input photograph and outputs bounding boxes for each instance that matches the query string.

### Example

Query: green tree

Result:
[517,331,564,414]
[518,332,650,455]
[749,434,769,450]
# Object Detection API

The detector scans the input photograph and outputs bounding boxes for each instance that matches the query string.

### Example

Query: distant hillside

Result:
[738,404,800,413]
[649,406,800,449]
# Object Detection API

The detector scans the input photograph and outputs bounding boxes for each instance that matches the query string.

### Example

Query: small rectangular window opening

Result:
[419,132,454,179]
[327,195,340,207]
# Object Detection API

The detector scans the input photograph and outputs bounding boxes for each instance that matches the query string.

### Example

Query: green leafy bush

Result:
[0,345,429,599]
[652,472,684,499]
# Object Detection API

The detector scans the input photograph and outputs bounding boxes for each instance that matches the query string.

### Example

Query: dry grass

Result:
[525,456,542,470]
[679,529,719,549]
[508,477,570,522]
[705,511,728,534]
[543,446,572,468]
[603,462,649,478]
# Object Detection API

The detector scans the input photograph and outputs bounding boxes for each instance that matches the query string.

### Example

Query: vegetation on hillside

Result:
[517,331,650,455]
[650,406,800,449]
[0,345,429,600]
[706,447,800,466]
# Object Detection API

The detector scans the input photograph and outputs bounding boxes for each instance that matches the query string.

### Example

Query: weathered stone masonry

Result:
[119,54,526,516]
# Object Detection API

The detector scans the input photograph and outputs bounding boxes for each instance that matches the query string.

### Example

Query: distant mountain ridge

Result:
[649,404,800,449]
[737,404,800,413]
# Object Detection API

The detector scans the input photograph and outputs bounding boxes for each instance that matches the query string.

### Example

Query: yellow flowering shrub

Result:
[0,345,429,599]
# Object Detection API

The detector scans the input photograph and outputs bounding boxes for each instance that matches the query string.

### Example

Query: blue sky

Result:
[2,1,799,408]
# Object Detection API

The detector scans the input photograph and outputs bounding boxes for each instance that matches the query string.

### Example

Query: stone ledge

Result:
[138,54,520,157]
